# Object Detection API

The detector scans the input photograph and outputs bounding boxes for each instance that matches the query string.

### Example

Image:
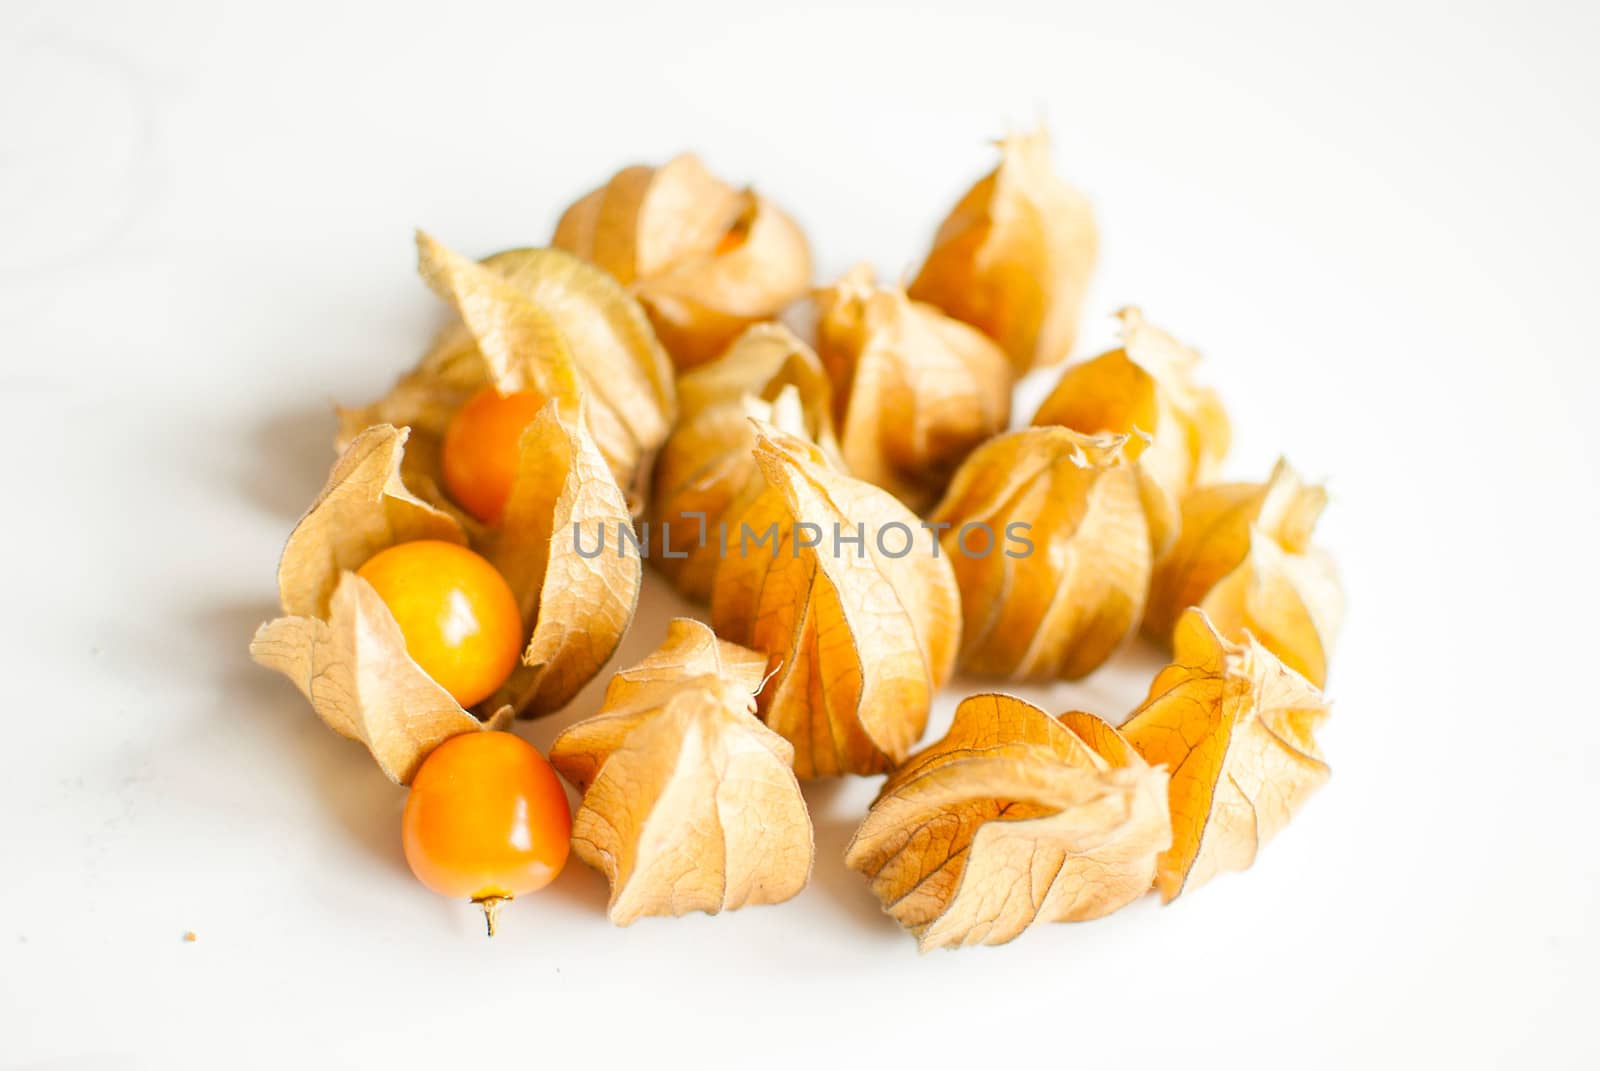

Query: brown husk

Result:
[1122,609,1331,900]
[814,265,1013,512]
[846,694,1170,950]
[710,425,962,777]
[549,619,812,924]
[251,415,639,780]
[909,128,1098,372]
[553,154,812,369]
[648,323,839,601]
[1144,459,1342,687]
[1032,307,1230,513]
[337,234,675,514]
[928,426,1174,680]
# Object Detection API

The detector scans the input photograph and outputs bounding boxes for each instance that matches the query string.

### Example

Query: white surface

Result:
[3,0,1597,1067]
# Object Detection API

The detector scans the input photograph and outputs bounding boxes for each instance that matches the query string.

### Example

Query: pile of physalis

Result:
[252,132,1344,946]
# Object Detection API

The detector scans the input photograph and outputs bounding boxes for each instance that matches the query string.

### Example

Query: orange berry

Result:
[403,731,572,933]
[714,228,745,256]
[356,540,522,708]
[441,386,547,525]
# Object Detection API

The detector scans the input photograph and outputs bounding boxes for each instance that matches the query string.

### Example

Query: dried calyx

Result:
[338,234,676,516]
[847,693,1170,950]
[1145,459,1342,687]
[549,619,813,924]
[814,265,1013,513]
[553,154,812,369]
[1123,608,1332,901]
[909,128,1098,372]
[1032,306,1230,515]
[649,323,839,602]
[929,426,1173,680]
[250,417,640,781]
[711,424,962,778]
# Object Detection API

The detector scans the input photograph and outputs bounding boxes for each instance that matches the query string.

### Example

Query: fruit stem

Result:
[475,895,506,937]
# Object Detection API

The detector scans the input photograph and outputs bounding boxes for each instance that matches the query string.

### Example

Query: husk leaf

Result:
[553,154,812,369]
[250,572,512,784]
[909,128,1098,372]
[649,323,839,600]
[929,426,1171,680]
[1032,307,1230,513]
[253,412,638,782]
[846,694,1170,950]
[549,619,812,924]
[338,234,675,514]
[814,265,1012,512]
[1122,609,1331,901]
[273,423,466,619]
[481,397,642,717]
[1144,459,1342,687]
[710,425,961,777]
[249,425,518,781]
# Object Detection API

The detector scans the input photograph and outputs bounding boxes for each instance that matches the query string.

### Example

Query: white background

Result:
[3,0,1597,1067]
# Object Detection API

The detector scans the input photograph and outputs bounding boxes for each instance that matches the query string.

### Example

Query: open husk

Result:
[251,416,639,781]
[1145,459,1342,687]
[928,427,1174,680]
[908,128,1098,372]
[337,233,675,514]
[549,619,813,924]
[1122,609,1331,901]
[553,154,812,369]
[814,265,1012,512]
[711,425,962,778]
[649,323,839,601]
[847,694,1169,950]
[1032,307,1230,513]
[481,398,642,717]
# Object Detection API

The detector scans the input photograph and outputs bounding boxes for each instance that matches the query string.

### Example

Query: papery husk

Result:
[480,397,642,717]
[1032,307,1230,513]
[251,573,514,784]
[549,619,812,924]
[272,422,467,619]
[1144,459,1342,687]
[1122,609,1331,901]
[553,154,812,369]
[928,427,1174,681]
[710,425,961,778]
[846,694,1170,950]
[908,128,1098,372]
[337,234,675,514]
[548,617,768,792]
[649,323,840,601]
[251,415,638,782]
[813,265,1013,512]
[250,425,504,782]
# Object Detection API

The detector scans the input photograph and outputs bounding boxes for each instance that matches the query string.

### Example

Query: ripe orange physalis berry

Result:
[403,731,572,935]
[356,540,523,709]
[441,385,547,525]
[714,219,749,257]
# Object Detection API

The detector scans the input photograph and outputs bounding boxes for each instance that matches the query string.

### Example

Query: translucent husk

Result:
[710,425,962,778]
[1122,609,1331,901]
[337,234,675,515]
[813,265,1013,513]
[1144,459,1343,687]
[846,694,1170,950]
[553,154,812,369]
[548,619,813,924]
[908,128,1098,372]
[1032,307,1230,513]
[250,414,640,781]
[648,323,840,601]
[928,426,1175,680]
